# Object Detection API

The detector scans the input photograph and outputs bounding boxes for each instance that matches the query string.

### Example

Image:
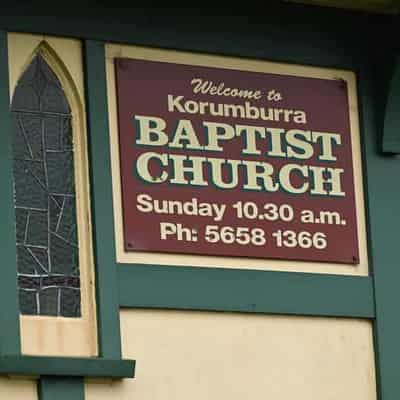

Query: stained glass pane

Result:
[11,54,81,317]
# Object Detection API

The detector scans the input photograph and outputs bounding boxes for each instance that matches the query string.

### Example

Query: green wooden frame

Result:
[39,377,85,400]
[382,57,400,153]
[0,30,21,357]
[0,356,134,379]
[359,61,400,400]
[0,31,21,355]
[0,4,398,400]
[84,39,123,361]
[119,265,374,318]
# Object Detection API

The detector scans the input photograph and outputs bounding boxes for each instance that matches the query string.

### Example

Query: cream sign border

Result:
[105,43,369,276]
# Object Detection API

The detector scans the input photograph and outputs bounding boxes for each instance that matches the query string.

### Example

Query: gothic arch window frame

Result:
[13,48,83,318]
[8,33,98,357]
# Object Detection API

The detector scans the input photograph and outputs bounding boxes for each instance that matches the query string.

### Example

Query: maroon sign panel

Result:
[114,57,360,264]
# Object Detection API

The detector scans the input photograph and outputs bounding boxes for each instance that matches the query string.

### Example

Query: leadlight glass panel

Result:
[11,54,81,317]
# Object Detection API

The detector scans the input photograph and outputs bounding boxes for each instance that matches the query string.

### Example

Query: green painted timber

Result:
[0,355,135,378]
[360,60,400,400]
[382,57,400,153]
[0,5,396,70]
[0,30,21,356]
[118,265,375,318]
[38,377,84,400]
[84,40,123,359]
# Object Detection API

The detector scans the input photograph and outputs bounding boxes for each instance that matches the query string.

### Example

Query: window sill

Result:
[0,355,135,379]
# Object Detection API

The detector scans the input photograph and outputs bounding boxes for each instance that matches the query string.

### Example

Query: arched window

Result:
[11,53,81,317]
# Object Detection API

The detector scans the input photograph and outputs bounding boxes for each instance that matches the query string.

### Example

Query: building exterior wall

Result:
[0,4,398,400]
[86,310,377,400]
[0,378,36,400]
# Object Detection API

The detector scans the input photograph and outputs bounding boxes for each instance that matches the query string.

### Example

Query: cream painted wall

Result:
[86,310,377,400]
[0,378,36,400]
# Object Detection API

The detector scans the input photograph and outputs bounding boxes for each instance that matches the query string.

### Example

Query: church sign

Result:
[114,56,360,264]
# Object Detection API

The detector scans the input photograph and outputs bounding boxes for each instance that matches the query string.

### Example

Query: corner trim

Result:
[382,56,400,153]
[0,29,22,355]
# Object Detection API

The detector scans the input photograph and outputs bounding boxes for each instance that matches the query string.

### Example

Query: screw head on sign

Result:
[338,78,347,89]
[117,59,130,71]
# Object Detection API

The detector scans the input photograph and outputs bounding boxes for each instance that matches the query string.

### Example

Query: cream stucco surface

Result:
[0,377,37,400]
[86,310,377,400]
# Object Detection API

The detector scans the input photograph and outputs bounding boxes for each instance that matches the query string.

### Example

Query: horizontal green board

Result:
[0,355,135,379]
[118,265,375,318]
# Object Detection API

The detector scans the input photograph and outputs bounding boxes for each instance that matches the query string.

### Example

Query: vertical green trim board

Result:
[382,57,400,153]
[38,377,85,400]
[361,62,400,400]
[83,40,122,359]
[0,30,21,356]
